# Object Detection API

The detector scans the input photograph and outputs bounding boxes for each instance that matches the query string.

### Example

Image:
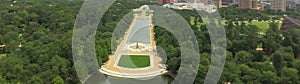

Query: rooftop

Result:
[281,15,300,30]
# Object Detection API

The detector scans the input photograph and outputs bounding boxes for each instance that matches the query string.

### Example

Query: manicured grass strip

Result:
[117,55,150,68]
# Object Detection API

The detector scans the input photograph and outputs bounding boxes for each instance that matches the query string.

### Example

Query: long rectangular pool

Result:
[126,19,151,44]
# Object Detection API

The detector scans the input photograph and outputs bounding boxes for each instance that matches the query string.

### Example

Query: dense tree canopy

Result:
[0,0,300,84]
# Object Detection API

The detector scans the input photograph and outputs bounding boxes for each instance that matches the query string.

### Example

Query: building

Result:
[158,0,163,4]
[270,0,287,12]
[212,0,222,8]
[158,0,174,4]
[258,2,266,10]
[238,0,259,9]
[233,0,238,4]
[296,0,300,4]
[252,0,258,8]
[222,0,234,6]
[281,15,300,30]
[287,1,297,9]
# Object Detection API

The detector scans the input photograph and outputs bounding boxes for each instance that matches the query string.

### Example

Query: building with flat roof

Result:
[238,0,259,9]
[238,0,265,10]
[158,0,174,4]
[270,0,287,12]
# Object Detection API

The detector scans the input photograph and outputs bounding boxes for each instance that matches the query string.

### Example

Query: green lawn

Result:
[250,21,270,32]
[117,55,150,68]
[0,54,6,59]
[249,21,282,32]
[191,16,282,32]
[225,21,271,32]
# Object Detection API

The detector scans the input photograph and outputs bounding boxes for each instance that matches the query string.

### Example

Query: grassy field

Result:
[117,55,150,68]
[248,21,282,32]
[0,54,6,59]
[250,21,270,32]
[190,16,283,32]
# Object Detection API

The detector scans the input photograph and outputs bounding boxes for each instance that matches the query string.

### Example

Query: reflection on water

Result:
[126,19,151,44]
[84,71,169,84]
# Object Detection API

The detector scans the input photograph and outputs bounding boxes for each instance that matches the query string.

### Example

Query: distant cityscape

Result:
[158,0,299,12]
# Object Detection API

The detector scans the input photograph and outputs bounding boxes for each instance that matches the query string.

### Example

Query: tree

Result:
[0,74,7,83]
[220,61,241,83]
[242,25,260,50]
[251,62,275,72]
[2,31,18,44]
[282,27,300,58]
[251,50,265,62]
[28,75,44,84]
[52,76,64,84]
[271,51,284,75]
[277,47,295,67]
[261,71,279,84]
[50,55,70,77]
[239,64,262,83]
[235,51,254,64]
[263,22,282,55]
[0,55,26,82]
[280,67,299,83]
[167,57,180,74]
[200,53,210,66]
[292,58,300,70]
[194,64,208,84]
